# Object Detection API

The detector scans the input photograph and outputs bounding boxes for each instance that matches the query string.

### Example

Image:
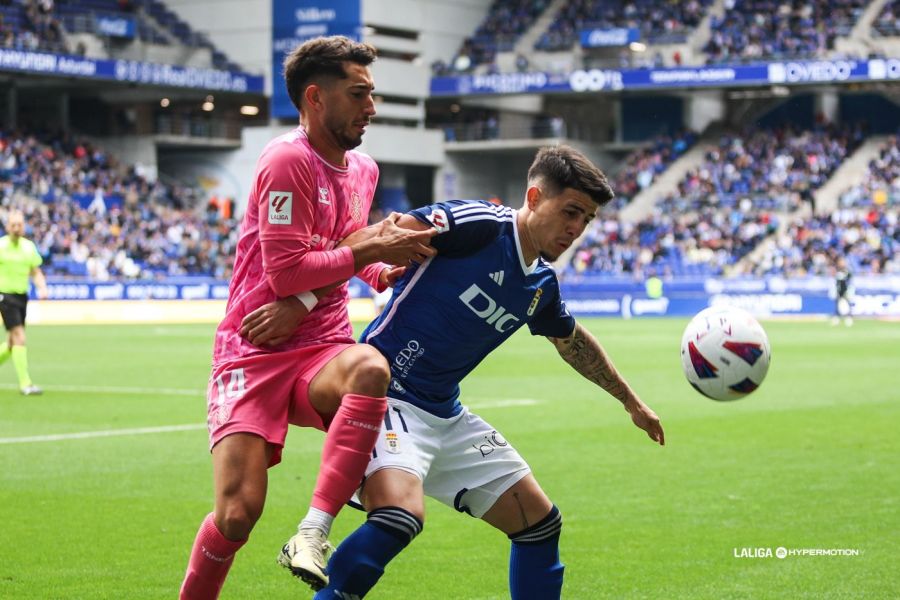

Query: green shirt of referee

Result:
[0,210,48,395]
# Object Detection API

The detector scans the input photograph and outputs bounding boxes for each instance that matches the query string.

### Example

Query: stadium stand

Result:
[443,0,553,73]
[607,129,698,210]
[704,0,868,64]
[0,130,235,279]
[744,206,899,276]
[56,0,171,47]
[839,135,900,207]
[872,0,900,36]
[567,209,778,278]
[535,0,713,52]
[655,124,865,214]
[2,0,243,71]
[566,122,868,278]
[0,0,67,53]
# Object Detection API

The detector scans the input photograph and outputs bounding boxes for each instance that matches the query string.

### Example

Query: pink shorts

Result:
[206,343,354,466]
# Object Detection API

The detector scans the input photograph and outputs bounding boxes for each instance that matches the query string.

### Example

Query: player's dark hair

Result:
[527,145,614,206]
[283,36,377,113]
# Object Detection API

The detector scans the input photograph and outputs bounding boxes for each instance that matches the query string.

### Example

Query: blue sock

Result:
[508,505,564,600]
[314,506,423,599]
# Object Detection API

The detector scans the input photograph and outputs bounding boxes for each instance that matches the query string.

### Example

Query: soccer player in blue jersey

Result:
[241,145,665,598]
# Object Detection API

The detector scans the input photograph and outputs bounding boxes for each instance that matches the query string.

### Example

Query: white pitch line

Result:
[0,383,203,396]
[0,423,206,445]
[0,388,538,444]
[0,383,539,407]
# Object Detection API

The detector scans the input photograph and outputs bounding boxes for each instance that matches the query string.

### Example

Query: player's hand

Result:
[624,397,665,446]
[240,297,308,347]
[364,213,437,266]
[379,265,406,288]
[36,286,49,300]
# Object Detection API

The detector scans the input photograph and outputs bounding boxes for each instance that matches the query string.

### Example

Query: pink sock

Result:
[179,513,246,600]
[311,393,387,516]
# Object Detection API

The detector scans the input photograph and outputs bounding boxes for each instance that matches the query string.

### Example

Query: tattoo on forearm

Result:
[552,326,628,402]
[513,492,529,530]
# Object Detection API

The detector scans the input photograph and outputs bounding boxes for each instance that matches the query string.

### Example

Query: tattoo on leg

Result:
[513,492,529,530]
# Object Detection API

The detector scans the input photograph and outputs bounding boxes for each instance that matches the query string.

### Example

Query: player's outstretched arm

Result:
[548,322,665,446]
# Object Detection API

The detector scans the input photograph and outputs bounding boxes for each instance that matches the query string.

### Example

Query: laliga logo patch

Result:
[527,288,543,316]
[427,208,449,233]
[268,191,292,225]
[385,432,400,454]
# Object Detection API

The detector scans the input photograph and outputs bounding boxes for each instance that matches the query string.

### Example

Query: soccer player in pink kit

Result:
[179,36,436,600]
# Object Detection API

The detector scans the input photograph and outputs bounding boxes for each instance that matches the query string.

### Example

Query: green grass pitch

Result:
[0,318,898,599]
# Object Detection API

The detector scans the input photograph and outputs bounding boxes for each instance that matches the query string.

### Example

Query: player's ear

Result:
[303,83,324,113]
[525,185,542,210]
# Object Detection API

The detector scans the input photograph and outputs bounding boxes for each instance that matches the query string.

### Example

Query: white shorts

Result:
[359,398,531,518]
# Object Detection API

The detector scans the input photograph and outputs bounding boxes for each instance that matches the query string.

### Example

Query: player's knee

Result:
[346,349,390,397]
[216,498,263,540]
[368,506,424,544]
[509,504,562,545]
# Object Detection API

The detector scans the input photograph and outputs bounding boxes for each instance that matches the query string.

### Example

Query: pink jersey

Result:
[214,127,381,364]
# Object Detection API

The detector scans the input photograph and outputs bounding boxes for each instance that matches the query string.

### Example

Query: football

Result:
[681,306,771,401]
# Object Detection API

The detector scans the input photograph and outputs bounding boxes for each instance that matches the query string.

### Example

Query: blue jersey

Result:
[361,200,575,418]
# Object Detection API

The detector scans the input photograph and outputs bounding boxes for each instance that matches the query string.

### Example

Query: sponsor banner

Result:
[34,276,900,318]
[27,298,376,325]
[0,48,263,93]
[560,276,900,318]
[271,0,362,118]
[40,277,373,301]
[580,27,640,48]
[430,58,881,96]
[564,290,900,318]
[95,15,136,39]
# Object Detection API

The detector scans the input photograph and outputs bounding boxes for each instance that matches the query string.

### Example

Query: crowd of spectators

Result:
[536,0,711,52]
[429,0,894,76]
[704,0,867,64]
[567,209,777,279]
[434,0,551,74]
[565,122,880,279]
[656,124,864,214]
[607,130,697,210]
[0,130,237,280]
[745,207,899,276]
[0,0,67,54]
[0,120,892,284]
[873,0,900,36]
[839,135,900,208]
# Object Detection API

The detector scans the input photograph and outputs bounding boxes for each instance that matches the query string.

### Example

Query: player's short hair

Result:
[283,36,377,113]
[527,145,614,206]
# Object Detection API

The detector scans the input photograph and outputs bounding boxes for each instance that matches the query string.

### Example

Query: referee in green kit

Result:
[0,210,48,395]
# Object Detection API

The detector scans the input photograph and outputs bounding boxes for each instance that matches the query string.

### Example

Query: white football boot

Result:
[277,527,334,591]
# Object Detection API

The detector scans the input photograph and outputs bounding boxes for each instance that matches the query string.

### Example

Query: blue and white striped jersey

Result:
[361,200,576,418]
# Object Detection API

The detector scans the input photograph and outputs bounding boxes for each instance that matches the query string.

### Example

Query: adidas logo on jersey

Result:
[489,271,504,285]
